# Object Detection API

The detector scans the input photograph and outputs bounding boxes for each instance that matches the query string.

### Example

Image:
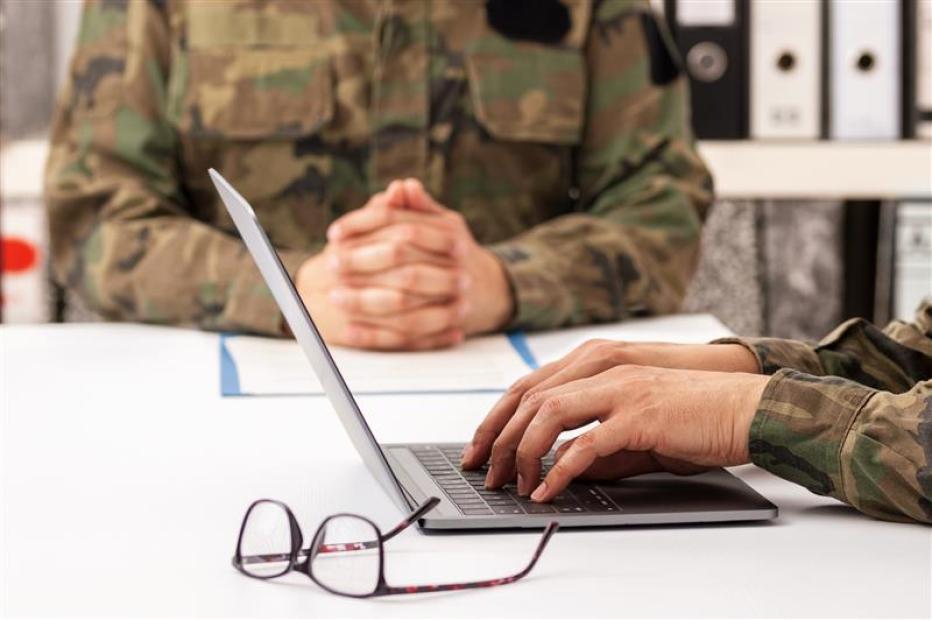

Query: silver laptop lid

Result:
[208,169,411,514]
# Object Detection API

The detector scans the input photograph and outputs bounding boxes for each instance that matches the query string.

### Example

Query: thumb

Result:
[402,178,445,213]
[555,438,661,480]
[384,180,407,210]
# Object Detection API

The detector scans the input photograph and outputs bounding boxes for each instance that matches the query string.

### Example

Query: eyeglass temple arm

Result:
[239,497,440,565]
[379,496,440,542]
[381,521,559,596]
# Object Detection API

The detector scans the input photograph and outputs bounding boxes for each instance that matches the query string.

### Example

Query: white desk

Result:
[1,324,929,617]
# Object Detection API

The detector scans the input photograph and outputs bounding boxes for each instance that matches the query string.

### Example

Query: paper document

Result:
[222,332,532,396]
[219,313,734,397]
[525,314,734,366]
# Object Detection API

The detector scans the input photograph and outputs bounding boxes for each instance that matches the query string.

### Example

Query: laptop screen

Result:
[209,169,411,514]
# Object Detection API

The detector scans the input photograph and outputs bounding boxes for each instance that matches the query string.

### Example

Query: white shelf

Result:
[1,139,48,200]
[699,141,932,200]
[4,139,931,201]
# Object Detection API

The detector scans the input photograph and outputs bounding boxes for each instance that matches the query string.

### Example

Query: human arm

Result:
[487,1,713,329]
[715,302,932,393]
[44,0,310,335]
[462,301,932,523]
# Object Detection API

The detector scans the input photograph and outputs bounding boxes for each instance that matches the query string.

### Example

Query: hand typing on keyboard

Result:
[459,340,768,502]
[415,446,619,515]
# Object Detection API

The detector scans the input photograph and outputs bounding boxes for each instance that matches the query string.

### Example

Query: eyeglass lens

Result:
[239,501,293,578]
[311,515,381,596]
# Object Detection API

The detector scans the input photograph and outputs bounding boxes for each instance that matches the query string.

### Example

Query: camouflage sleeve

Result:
[718,299,932,392]
[44,0,311,335]
[490,0,713,330]
[734,300,932,523]
[751,372,931,523]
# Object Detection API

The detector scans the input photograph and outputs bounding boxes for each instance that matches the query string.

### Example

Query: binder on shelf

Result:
[665,0,749,139]
[900,0,917,138]
[828,0,901,140]
[893,201,932,321]
[750,0,822,139]
[917,0,932,139]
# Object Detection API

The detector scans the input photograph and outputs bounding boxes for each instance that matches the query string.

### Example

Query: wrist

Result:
[731,374,770,463]
[713,344,762,374]
[472,248,515,334]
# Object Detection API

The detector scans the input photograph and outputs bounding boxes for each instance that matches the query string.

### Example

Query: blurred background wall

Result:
[0,0,929,338]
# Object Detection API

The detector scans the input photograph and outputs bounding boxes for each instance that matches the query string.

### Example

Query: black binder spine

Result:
[664,0,750,140]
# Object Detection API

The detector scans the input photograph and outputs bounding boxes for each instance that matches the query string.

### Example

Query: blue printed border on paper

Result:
[220,333,243,396]
[507,331,539,369]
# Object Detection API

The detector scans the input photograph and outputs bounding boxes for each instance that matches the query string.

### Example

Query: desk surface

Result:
[1,324,929,618]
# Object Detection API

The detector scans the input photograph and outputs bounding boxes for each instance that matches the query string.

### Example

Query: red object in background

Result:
[1,237,39,273]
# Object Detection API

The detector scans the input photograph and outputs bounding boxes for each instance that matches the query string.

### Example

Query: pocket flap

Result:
[465,47,585,145]
[168,48,334,139]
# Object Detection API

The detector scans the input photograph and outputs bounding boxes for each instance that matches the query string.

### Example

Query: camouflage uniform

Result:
[45,0,711,336]
[720,299,932,524]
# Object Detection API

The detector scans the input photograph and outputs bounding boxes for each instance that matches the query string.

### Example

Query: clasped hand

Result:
[295,179,513,350]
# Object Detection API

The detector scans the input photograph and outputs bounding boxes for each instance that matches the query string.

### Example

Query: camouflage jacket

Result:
[723,300,932,524]
[45,0,711,336]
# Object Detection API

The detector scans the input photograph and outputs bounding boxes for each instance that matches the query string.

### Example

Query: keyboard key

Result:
[492,506,524,515]
[521,502,556,514]
[552,494,584,511]
[452,497,485,504]
[455,502,488,510]
[445,483,474,490]
[485,499,518,507]
[462,507,493,515]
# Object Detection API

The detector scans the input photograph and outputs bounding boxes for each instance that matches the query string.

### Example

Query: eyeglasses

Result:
[232,496,558,597]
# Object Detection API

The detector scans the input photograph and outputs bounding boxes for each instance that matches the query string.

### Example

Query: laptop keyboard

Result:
[412,445,620,516]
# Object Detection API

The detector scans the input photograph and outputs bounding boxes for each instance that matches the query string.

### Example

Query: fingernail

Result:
[458,302,470,320]
[460,443,474,465]
[531,481,548,502]
[454,241,468,260]
[484,464,495,488]
[328,255,340,271]
[517,473,526,496]
[459,274,471,292]
[329,289,345,306]
[328,224,342,240]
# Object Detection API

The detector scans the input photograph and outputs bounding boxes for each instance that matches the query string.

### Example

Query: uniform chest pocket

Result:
[465,46,585,145]
[166,46,334,140]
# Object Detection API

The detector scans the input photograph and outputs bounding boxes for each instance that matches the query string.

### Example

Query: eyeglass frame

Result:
[232,496,559,597]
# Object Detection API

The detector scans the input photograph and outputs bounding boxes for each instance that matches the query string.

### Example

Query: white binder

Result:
[828,0,901,139]
[894,202,932,321]
[750,0,822,139]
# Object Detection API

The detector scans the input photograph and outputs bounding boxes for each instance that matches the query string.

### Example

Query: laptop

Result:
[209,169,778,530]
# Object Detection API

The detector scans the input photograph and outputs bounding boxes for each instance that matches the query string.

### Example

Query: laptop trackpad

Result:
[596,469,772,514]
